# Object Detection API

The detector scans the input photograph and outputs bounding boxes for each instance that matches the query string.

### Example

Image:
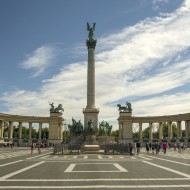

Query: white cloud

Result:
[20,45,56,77]
[1,0,190,130]
[152,0,170,11]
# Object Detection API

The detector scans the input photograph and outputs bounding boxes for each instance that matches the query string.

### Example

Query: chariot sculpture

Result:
[49,102,64,113]
[117,101,132,113]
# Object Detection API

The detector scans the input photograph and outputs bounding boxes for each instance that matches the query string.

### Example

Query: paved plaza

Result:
[0,147,190,189]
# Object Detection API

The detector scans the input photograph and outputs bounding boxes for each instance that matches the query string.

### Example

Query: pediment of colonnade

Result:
[0,113,63,123]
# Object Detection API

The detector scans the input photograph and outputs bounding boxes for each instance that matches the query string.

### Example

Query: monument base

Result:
[83,144,100,152]
[82,135,100,153]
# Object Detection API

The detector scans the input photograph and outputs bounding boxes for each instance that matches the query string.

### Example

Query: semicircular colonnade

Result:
[118,112,190,144]
[0,112,64,145]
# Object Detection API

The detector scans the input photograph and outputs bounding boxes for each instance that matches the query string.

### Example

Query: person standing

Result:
[133,143,136,155]
[163,142,167,154]
[136,142,141,155]
[152,142,155,154]
[146,143,149,153]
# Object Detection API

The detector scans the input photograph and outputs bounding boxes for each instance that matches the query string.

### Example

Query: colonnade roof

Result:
[132,113,190,123]
[0,113,62,123]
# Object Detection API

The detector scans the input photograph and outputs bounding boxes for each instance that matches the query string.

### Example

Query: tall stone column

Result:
[139,123,142,139]
[83,23,99,132]
[159,122,163,139]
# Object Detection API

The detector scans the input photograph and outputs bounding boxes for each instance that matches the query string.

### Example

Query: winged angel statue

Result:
[87,22,96,40]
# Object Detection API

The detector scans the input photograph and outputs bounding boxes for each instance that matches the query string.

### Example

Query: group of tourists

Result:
[174,142,187,152]
[128,141,188,156]
[31,142,41,154]
[145,142,162,154]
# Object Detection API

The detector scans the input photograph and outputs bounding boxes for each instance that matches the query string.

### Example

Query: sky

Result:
[0,0,190,130]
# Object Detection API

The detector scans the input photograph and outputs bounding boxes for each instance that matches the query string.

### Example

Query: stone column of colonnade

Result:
[38,123,42,141]
[168,122,173,139]
[119,123,123,139]
[159,122,163,139]
[177,121,182,138]
[139,123,143,139]
[149,123,153,139]
[185,120,190,138]
[8,121,13,141]
[18,122,23,144]
[0,120,4,142]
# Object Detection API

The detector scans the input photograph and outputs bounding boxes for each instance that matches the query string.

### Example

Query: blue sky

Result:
[0,0,190,130]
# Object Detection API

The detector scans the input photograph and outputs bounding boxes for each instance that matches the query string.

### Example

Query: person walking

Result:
[152,142,155,154]
[146,143,149,153]
[31,141,34,154]
[129,142,133,156]
[37,143,41,154]
[174,143,177,151]
[155,142,161,155]
[149,143,152,151]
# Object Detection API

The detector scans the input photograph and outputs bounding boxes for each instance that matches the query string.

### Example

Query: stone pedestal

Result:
[84,135,98,145]
[83,108,99,133]
[48,112,64,144]
[69,136,85,145]
[83,144,100,152]
[98,136,115,145]
[82,135,100,152]
[118,112,133,141]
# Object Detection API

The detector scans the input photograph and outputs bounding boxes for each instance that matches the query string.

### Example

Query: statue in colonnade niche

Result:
[117,101,132,113]
[49,102,64,113]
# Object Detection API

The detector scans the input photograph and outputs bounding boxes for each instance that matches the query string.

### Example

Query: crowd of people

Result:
[128,141,188,156]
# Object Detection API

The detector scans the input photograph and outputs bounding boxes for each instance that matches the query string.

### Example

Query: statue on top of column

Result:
[87,22,96,40]
[86,22,97,48]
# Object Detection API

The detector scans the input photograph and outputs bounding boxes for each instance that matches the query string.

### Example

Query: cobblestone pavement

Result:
[0,147,190,189]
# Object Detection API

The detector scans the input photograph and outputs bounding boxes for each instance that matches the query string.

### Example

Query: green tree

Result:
[162,122,168,139]
[143,127,149,139]
[111,130,119,142]
[3,121,8,137]
[42,127,49,139]
[172,123,177,138]
[62,130,70,143]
